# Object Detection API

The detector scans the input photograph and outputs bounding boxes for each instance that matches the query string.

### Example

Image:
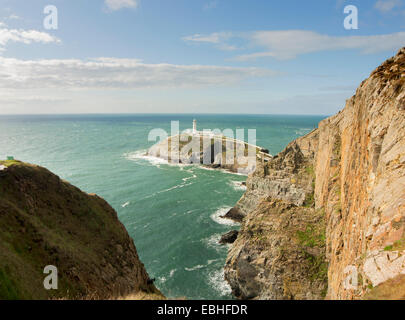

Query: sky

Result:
[0,0,404,115]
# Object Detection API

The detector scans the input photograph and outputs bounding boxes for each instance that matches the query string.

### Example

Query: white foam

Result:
[210,206,240,226]
[125,150,169,166]
[203,233,227,253]
[125,150,250,176]
[169,269,176,278]
[208,268,232,296]
[228,180,247,191]
[158,276,167,284]
[182,171,197,182]
[121,201,130,208]
[295,128,311,136]
[138,181,194,201]
[207,259,220,265]
[185,264,206,272]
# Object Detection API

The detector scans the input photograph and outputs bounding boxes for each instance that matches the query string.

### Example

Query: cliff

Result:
[225,48,405,300]
[0,160,162,300]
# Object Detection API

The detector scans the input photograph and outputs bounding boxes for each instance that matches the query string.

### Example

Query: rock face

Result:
[225,48,405,300]
[219,230,239,244]
[225,132,328,300]
[316,47,405,299]
[0,161,161,300]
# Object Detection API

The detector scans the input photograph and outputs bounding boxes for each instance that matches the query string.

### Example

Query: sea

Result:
[0,114,326,299]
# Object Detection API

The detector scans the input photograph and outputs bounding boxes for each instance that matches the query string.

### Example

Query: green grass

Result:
[0,268,20,300]
[0,160,23,167]
[305,253,328,283]
[305,165,315,177]
[383,237,405,252]
[296,225,325,248]
[303,192,315,207]
[296,215,328,285]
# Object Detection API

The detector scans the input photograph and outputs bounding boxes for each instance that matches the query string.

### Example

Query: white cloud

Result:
[239,30,405,60]
[8,14,20,20]
[0,57,278,90]
[0,95,70,105]
[182,32,231,44]
[0,27,60,52]
[185,30,405,60]
[182,32,239,51]
[104,0,139,11]
[375,0,402,12]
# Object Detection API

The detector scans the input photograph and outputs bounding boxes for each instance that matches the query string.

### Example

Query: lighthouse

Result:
[193,119,197,134]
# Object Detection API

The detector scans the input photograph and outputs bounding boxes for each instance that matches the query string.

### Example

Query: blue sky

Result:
[0,0,404,114]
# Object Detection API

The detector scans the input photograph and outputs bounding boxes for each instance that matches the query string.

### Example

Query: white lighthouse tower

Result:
[193,119,197,134]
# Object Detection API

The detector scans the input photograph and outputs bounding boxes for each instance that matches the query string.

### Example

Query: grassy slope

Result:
[0,160,162,300]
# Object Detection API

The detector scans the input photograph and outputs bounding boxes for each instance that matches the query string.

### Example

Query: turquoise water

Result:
[0,114,325,299]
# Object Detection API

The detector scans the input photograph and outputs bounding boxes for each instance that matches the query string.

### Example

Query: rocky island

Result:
[147,121,272,175]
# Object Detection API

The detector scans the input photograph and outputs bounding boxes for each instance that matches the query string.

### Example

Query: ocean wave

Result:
[185,264,206,272]
[169,269,176,278]
[124,150,169,166]
[210,206,240,226]
[125,150,249,177]
[184,259,219,272]
[203,233,226,253]
[207,259,220,265]
[207,268,232,297]
[138,181,194,201]
[228,180,247,191]
[121,201,130,208]
[295,128,312,136]
[157,268,176,284]
[125,150,199,170]
[157,276,167,284]
[182,173,197,182]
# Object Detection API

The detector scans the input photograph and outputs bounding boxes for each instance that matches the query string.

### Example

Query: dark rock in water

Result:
[241,181,246,186]
[221,207,244,223]
[219,230,239,244]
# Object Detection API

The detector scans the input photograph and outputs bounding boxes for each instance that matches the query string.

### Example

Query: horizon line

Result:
[0,112,332,117]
